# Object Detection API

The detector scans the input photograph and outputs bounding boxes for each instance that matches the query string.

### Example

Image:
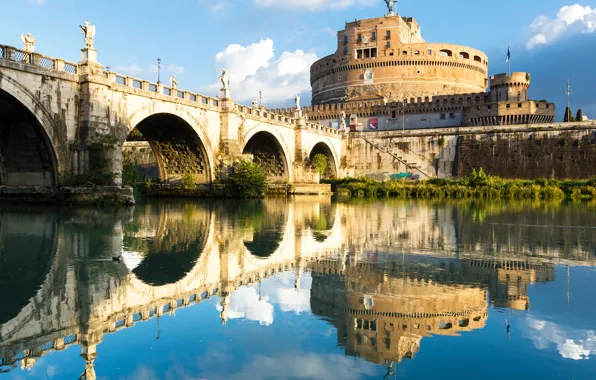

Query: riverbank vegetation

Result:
[324,169,596,201]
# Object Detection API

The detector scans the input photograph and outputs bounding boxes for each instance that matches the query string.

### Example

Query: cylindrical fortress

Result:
[490,72,530,102]
[310,15,489,105]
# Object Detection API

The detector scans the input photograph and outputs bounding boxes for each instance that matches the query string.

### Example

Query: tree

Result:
[564,106,575,122]
[576,109,584,122]
[229,160,267,198]
[311,153,328,176]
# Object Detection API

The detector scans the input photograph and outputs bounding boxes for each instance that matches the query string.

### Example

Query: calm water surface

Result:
[1,198,595,380]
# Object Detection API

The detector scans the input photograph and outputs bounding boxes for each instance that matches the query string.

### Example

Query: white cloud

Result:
[527,5,596,48]
[251,0,376,11]
[525,317,596,360]
[260,272,312,314]
[320,27,337,37]
[207,38,317,105]
[167,64,185,75]
[216,286,274,325]
[223,353,379,380]
[198,0,231,15]
[112,64,144,76]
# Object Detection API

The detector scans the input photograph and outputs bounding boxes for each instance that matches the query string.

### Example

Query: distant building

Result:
[291,10,556,131]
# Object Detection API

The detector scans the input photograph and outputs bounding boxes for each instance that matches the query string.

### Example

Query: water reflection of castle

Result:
[0,199,591,376]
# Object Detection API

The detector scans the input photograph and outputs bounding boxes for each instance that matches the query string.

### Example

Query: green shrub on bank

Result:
[229,160,267,198]
[323,171,594,201]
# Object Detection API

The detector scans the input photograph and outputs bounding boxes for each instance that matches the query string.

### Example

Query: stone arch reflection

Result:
[0,209,58,325]
[306,201,337,242]
[240,200,287,259]
[123,201,212,286]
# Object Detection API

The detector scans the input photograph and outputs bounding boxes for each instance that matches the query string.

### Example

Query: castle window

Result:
[488,105,491,110]
[450,112,455,119]
[414,50,420,55]
[428,49,432,55]
[343,46,348,55]
[518,103,523,108]
[506,104,511,109]
[402,50,407,55]
[392,110,397,118]
[389,52,394,56]
[386,41,391,48]
[372,32,377,41]
[474,55,482,62]
[357,49,363,59]
[546,104,550,109]
[371,48,377,58]
[357,33,362,43]
[386,30,391,39]
[343,35,348,45]
[439,49,453,57]
[459,52,470,59]
[440,114,446,119]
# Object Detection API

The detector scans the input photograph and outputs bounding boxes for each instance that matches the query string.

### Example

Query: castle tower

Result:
[310,12,488,105]
[490,72,531,103]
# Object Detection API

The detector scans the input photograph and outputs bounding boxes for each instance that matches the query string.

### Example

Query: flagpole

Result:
[508,43,511,76]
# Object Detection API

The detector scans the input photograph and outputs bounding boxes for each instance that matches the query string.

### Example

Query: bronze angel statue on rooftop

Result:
[384,0,397,15]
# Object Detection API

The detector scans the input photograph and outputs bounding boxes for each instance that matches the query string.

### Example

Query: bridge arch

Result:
[307,139,340,179]
[243,128,292,182]
[125,108,215,184]
[0,76,64,186]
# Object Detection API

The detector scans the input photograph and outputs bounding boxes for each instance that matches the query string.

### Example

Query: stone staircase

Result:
[361,136,433,178]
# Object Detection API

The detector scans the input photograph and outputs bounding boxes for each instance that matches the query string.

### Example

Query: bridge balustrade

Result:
[0,44,78,75]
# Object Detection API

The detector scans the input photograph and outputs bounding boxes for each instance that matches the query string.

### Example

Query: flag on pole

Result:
[506,45,511,63]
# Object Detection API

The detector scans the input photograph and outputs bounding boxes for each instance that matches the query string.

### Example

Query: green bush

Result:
[311,153,328,176]
[181,173,196,189]
[122,156,140,187]
[229,160,267,198]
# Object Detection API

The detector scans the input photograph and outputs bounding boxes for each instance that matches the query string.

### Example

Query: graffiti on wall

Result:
[385,172,421,181]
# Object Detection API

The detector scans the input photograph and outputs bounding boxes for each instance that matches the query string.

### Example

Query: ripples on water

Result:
[0,198,595,379]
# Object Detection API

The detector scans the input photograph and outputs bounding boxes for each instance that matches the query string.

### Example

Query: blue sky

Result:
[2,0,596,118]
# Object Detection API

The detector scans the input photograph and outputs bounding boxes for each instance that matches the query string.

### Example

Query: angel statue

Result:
[295,93,301,110]
[220,69,230,90]
[384,0,397,15]
[21,33,36,53]
[80,22,96,49]
[170,76,179,89]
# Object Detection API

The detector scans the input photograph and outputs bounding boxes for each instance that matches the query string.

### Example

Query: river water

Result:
[0,198,595,380]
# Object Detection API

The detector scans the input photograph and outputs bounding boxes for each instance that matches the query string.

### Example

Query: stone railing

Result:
[237,105,342,135]
[237,105,296,125]
[0,44,78,74]
[106,71,220,108]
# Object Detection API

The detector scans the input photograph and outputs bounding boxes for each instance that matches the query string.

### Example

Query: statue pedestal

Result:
[294,108,303,119]
[79,48,98,64]
[220,88,231,100]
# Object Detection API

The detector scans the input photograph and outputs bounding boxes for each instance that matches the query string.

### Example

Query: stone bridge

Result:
[0,43,343,188]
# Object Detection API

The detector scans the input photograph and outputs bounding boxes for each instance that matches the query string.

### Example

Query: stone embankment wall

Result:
[457,127,596,179]
[340,122,596,180]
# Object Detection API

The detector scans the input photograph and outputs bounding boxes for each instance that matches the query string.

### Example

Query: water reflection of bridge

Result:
[0,199,593,376]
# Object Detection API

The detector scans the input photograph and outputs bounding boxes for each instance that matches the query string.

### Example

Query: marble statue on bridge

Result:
[220,69,229,90]
[79,21,96,49]
[170,76,179,89]
[20,33,36,53]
